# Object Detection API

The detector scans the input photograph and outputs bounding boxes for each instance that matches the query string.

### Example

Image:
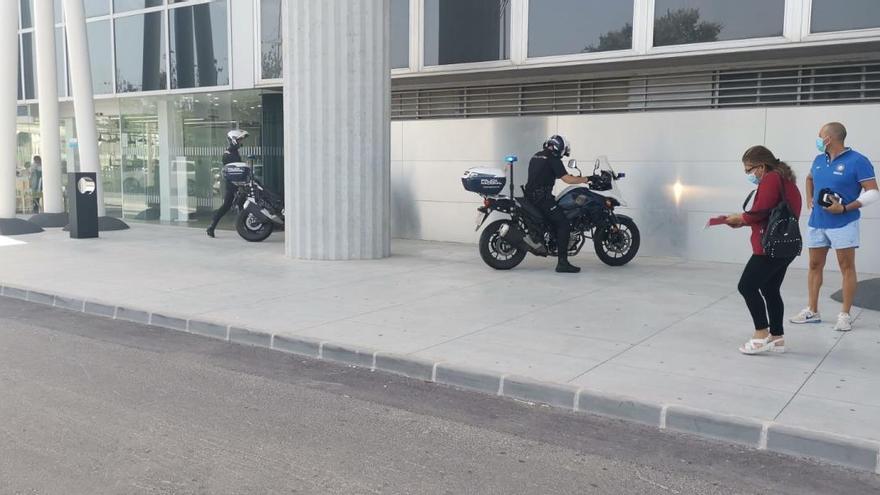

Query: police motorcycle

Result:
[221,157,285,242]
[461,155,640,270]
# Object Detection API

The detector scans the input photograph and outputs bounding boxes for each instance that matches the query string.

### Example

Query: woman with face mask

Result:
[725,146,803,355]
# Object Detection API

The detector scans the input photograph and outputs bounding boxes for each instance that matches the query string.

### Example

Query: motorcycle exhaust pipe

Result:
[499,223,548,256]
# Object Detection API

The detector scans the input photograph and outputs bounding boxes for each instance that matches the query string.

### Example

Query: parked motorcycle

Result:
[221,158,285,242]
[462,155,640,270]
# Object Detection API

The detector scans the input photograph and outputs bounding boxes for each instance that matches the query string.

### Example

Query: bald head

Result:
[821,122,847,145]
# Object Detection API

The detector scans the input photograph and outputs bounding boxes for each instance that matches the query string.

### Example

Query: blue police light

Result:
[504,155,518,163]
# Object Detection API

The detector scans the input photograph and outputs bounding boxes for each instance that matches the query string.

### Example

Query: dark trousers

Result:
[209,180,237,229]
[536,197,571,263]
[738,255,795,336]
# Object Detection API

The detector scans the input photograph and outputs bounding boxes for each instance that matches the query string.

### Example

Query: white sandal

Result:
[739,337,785,355]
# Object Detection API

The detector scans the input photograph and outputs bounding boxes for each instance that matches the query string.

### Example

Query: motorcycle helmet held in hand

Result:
[817,188,842,208]
[543,135,570,158]
[227,129,249,148]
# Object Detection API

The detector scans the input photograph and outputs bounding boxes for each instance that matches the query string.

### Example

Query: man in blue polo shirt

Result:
[790,122,879,331]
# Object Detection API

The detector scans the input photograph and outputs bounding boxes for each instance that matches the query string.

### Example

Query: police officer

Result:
[207,129,249,238]
[525,135,591,273]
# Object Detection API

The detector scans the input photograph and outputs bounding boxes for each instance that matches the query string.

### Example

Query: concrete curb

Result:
[2,283,879,475]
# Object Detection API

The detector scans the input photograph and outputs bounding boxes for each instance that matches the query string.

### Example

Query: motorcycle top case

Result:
[461,167,506,196]
[222,162,252,185]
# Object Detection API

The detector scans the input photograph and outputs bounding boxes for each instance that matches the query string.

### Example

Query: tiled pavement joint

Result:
[1,283,878,475]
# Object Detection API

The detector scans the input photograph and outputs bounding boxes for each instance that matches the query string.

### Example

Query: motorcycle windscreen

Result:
[595,156,627,207]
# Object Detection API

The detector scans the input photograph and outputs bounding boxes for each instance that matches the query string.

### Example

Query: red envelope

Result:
[705,215,728,228]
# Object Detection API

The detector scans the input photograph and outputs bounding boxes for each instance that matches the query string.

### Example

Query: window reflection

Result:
[653,0,785,47]
[170,0,230,89]
[85,0,111,18]
[391,0,409,69]
[528,0,633,57]
[114,0,163,13]
[424,0,511,66]
[21,0,34,29]
[56,27,68,97]
[115,12,167,92]
[87,20,114,94]
[260,0,282,79]
[811,0,880,33]
[22,33,38,100]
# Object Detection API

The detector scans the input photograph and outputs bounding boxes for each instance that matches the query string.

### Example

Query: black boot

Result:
[206,226,215,238]
[556,259,581,273]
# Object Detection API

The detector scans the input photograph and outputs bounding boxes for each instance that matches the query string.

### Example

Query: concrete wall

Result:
[390,104,880,273]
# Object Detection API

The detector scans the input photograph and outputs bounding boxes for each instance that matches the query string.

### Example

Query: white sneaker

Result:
[790,308,822,324]
[834,313,853,332]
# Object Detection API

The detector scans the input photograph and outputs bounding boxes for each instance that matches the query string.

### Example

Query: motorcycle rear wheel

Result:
[479,220,527,270]
[593,215,640,266]
[236,213,274,242]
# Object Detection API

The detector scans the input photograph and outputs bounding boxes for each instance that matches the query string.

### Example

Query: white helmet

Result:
[227,129,249,147]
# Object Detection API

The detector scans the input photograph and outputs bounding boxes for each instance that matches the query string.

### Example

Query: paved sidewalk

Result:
[2,224,879,471]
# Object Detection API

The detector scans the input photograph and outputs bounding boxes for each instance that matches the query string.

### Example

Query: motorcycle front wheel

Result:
[593,215,640,267]
[479,220,527,270]
[236,213,274,242]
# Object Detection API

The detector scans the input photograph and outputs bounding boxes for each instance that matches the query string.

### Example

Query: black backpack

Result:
[743,175,802,259]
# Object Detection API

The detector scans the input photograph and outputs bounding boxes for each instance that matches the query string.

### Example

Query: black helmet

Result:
[543,135,570,158]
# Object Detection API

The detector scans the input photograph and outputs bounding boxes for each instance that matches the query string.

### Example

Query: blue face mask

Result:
[816,137,827,153]
[747,173,761,185]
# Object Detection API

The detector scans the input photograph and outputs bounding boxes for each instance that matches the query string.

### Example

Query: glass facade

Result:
[55,27,68,98]
[811,0,880,34]
[170,0,230,89]
[36,90,268,224]
[11,0,880,218]
[424,0,511,66]
[87,20,114,95]
[21,32,37,101]
[20,0,34,29]
[85,1,111,18]
[260,0,282,79]
[115,12,167,92]
[653,0,786,47]
[391,0,409,69]
[528,0,634,57]
[17,0,232,101]
[114,0,164,13]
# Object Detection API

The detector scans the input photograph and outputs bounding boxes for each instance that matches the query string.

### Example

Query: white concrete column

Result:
[282,0,391,260]
[34,0,64,214]
[0,1,19,219]
[157,100,177,222]
[63,0,105,216]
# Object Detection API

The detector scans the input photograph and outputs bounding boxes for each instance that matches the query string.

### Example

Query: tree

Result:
[585,23,633,53]
[653,8,722,46]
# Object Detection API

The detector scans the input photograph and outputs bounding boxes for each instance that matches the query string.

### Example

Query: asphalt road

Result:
[0,298,877,495]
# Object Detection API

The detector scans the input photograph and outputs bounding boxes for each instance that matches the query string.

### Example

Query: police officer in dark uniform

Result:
[207,129,249,238]
[525,135,591,273]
